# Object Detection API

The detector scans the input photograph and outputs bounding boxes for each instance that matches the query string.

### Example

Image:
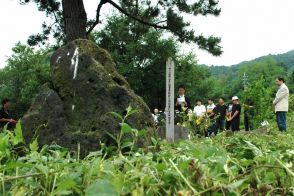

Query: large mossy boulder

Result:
[22,39,154,153]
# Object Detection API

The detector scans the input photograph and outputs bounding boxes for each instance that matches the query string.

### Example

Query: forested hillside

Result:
[256,50,294,71]
[209,49,294,77]
[207,50,294,97]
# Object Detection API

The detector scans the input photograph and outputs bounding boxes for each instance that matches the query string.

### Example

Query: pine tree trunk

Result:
[62,0,87,43]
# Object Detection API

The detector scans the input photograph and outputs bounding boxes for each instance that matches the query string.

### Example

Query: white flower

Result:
[261,120,269,127]
[285,162,292,168]
[286,150,294,155]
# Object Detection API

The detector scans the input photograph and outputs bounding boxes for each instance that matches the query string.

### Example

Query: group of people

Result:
[154,77,289,134]
[0,77,290,134]
[175,85,243,135]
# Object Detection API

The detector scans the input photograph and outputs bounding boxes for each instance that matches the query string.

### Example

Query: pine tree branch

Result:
[107,0,168,30]
[86,0,108,35]
[87,0,169,35]
[47,0,62,27]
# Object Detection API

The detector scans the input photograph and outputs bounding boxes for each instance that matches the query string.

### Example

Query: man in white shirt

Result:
[273,77,289,132]
[193,100,206,118]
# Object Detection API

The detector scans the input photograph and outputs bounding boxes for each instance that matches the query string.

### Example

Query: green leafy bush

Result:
[289,94,294,112]
[0,43,50,117]
[243,77,275,128]
[1,111,294,195]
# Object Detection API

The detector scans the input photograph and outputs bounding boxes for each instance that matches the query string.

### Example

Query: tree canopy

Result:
[19,0,222,55]
[94,12,216,109]
[0,43,50,116]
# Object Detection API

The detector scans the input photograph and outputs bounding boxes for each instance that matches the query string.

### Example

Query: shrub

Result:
[288,94,294,112]
[243,77,274,129]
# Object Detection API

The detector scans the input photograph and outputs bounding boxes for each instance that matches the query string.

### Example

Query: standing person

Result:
[273,77,289,132]
[0,99,17,130]
[244,98,254,131]
[175,85,191,112]
[226,97,233,130]
[213,98,227,133]
[193,100,206,118]
[152,108,160,126]
[228,96,241,132]
[206,99,216,136]
[207,98,227,135]
[206,99,216,117]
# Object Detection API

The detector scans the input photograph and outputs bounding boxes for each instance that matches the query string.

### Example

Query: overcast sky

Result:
[0,0,294,68]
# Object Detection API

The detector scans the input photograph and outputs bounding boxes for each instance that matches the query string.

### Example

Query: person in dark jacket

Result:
[227,96,241,131]
[244,98,254,131]
[207,98,227,136]
[213,98,227,132]
[0,99,17,130]
[175,85,191,112]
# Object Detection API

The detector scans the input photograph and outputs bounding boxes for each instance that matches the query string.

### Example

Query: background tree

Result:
[0,41,290,118]
[243,77,274,128]
[0,43,50,116]
[288,69,294,93]
[211,57,288,99]
[288,94,294,112]
[20,0,222,56]
[93,14,177,109]
[175,54,213,103]
[94,13,215,109]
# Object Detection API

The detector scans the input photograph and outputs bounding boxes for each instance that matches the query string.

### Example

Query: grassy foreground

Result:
[1,115,294,195]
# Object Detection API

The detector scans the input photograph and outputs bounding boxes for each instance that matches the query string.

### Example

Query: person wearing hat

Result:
[227,96,241,131]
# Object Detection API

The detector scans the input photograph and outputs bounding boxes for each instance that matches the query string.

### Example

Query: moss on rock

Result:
[22,39,154,154]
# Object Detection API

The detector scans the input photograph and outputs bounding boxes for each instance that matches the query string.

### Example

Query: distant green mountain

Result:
[255,50,294,71]
[209,49,294,77]
[201,49,294,97]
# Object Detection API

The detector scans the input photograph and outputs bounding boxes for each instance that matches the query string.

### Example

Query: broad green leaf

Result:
[121,142,133,149]
[264,172,276,183]
[54,178,77,195]
[0,162,33,170]
[12,121,24,145]
[244,140,263,156]
[226,179,246,191]
[126,105,139,117]
[137,130,146,136]
[151,137,157,145]
[126,105,133,114]
[24,179,42,189]
[85,179,118,196]
[12,186,28,196]
[29,138,39,152]
[127,109,139,117]
[121,123,132,134]
[0,134,9,152]
[35,164,49,174]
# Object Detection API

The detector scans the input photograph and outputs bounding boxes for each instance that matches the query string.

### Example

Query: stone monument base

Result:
[157,125,189,140]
